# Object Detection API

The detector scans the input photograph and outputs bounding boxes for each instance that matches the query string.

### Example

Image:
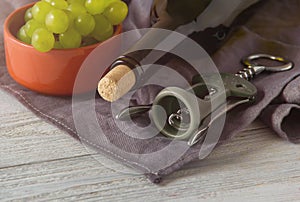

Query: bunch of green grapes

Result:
[17,0,128,52]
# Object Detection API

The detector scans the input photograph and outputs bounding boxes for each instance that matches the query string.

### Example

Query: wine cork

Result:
[98,65,136,102]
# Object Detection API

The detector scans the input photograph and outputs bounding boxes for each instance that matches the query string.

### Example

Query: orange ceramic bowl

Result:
[4,3,122,96]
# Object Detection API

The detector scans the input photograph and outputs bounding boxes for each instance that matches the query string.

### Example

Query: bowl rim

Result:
[4,2,123,53]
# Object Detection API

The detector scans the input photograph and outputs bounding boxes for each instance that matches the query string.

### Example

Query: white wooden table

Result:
[0,89,299,201]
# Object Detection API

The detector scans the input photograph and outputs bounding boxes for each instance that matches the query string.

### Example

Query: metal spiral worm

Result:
[235,67,257,81]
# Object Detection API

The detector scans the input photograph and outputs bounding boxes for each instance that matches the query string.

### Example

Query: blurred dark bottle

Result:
[98,0,213,102]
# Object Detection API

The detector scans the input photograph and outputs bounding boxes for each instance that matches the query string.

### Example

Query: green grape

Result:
[67,0,85,5]
[67,3,87,17]
[24,19,43,37]
[49,0,68,9]
[54,41,63,49]
[85,0,106,15]
[92,14,113,41]
[31,1,53,23]
[45,9,69,34]
[103,1,128,25]
[31,28,55,52]
[81,36,98,46]
[65,10,75,28]
[17,25,31,44]
[104,0,118,7]
[74,13,95,36]
[24,8,33,22]
[59,28,82,48]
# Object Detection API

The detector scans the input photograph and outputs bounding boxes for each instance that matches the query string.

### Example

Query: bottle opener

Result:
[116,54,293,146]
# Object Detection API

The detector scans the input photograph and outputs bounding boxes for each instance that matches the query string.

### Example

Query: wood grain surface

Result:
[0,89,299,201]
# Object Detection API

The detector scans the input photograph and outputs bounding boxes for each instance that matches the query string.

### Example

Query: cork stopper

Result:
[98,65,136,102]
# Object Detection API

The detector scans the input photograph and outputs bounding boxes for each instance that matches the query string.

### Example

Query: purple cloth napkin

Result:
[1,0,299,184]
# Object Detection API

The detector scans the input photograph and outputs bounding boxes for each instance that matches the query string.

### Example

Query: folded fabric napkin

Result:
[1,0,299,183]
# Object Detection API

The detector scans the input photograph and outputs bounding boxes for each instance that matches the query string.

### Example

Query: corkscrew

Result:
[236,53,293,80]
[116,54,293,146]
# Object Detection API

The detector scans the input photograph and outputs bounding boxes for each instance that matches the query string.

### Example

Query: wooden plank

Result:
[0,89,299,201]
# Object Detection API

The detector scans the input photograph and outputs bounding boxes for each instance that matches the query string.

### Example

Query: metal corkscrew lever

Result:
[116,54,294,146]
